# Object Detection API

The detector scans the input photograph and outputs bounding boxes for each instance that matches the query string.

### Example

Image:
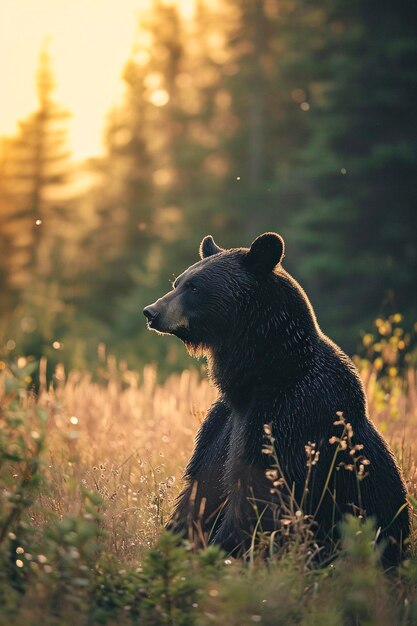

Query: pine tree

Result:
[11,41,72,285]
[0,41,74,356]
[82,26,158,330]
[290,0,417,346]
[0,140,19,318]
[211,0,312,243]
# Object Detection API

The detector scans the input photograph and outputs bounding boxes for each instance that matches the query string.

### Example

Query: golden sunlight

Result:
[0,0,194,160]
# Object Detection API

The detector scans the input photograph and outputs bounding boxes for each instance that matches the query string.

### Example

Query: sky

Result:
[0,0,193,160]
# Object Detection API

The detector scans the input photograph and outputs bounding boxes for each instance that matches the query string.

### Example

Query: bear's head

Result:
[143,232,289,354]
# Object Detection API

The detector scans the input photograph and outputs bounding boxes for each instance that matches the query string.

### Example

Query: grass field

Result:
[1,322,417,625]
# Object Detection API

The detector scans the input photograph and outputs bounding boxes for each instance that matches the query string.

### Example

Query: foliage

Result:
[358,314,417,379]
[1,1,417,620]
[1,0,416,372]
[0,337,416,624]
[0,359,45,601]
[289,0,417,345]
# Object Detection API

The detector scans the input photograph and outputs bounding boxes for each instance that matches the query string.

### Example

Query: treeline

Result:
[1,0,416,374]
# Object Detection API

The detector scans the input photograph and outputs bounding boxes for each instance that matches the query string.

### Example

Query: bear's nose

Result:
[143,306,158,322]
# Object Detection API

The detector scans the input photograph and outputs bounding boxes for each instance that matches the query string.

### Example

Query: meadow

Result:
[1,317,417,626]
[1,1,416,623]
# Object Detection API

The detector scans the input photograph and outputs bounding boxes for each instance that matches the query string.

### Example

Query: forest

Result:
[1,0,416,375]
[1,1,417,625]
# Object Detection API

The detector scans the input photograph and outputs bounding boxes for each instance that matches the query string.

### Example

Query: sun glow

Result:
[0,0,194,160]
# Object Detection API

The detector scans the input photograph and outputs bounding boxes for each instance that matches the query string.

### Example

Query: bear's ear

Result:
[199,235,223,259]
[244,232,285,274]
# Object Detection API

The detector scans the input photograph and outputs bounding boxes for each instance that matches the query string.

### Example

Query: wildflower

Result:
[265,469,279,481]
[263,423,272,436]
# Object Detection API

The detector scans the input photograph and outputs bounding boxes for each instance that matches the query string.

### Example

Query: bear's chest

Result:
[223,407,271,485]
[223,400,313,490]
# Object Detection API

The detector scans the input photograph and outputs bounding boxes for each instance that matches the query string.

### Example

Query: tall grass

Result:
[0,324,417,625]
[37,360,215,559]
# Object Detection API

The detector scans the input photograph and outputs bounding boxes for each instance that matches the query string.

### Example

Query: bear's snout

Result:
[143,305,158,326]
[143,292,189,336]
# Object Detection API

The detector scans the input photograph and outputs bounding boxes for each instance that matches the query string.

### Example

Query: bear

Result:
[143,232,410,565]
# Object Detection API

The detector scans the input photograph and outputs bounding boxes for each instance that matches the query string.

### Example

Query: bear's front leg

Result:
[210,402,284,556]
[167,400,231,546]
[210,465,275,555]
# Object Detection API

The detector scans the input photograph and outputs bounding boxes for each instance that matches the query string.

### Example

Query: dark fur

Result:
[144,233,410,564]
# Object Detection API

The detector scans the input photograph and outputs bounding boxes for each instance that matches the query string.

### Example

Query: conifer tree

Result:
[0,41,73,355]
[290,0,417,345]
[0,141,18,317]
[11,41,72,285]
[214,0,312,242]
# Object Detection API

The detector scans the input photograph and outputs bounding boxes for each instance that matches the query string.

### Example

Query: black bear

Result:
[144,233,410,564]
